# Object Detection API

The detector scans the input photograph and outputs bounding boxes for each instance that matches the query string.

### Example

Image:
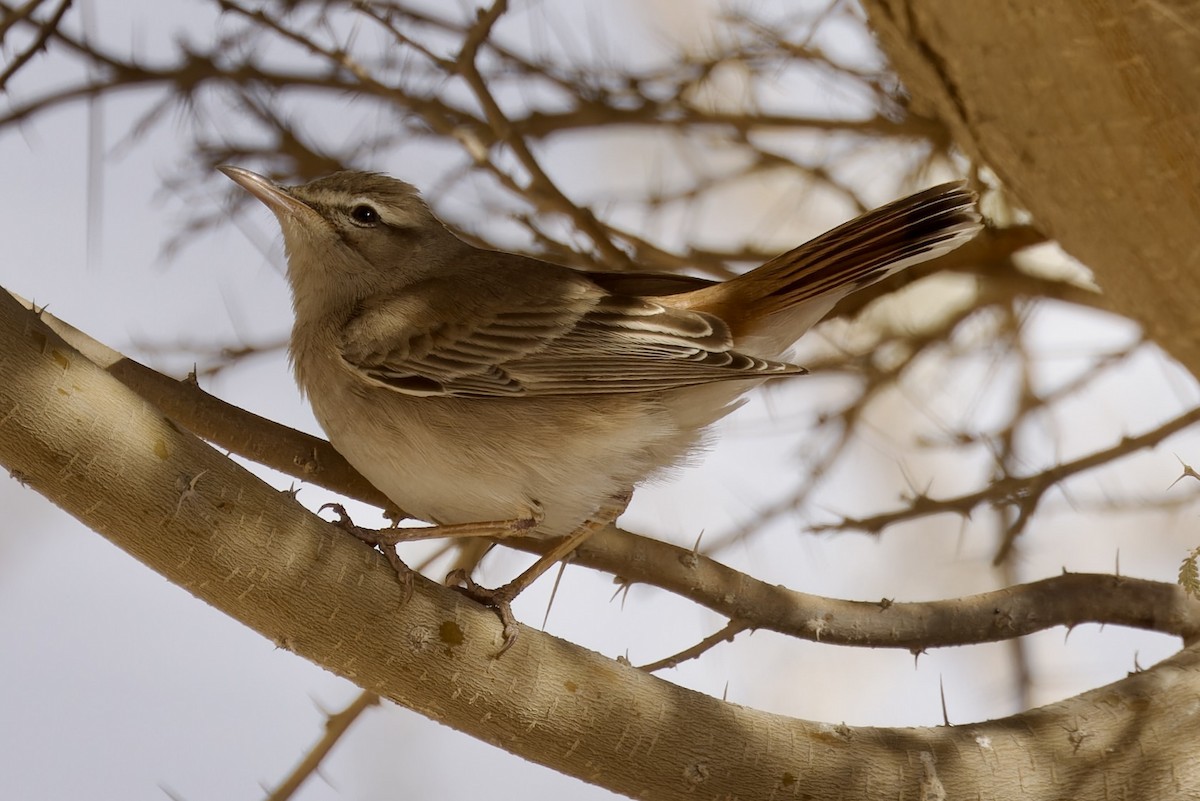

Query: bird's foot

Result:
[321,502,413,601]
[448,569,521,654]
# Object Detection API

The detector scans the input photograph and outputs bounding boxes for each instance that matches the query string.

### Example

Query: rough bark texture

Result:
[3,287,1200,799]
[4,3,1200,797]
[864,0,1200,377]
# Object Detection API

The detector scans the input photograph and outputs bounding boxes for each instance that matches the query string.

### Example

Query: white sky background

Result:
[3,1,1200,799]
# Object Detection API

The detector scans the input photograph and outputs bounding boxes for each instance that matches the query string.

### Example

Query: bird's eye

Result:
[349,204,381,225]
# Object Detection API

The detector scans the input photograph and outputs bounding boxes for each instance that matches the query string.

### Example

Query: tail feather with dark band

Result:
[673,182,982,334]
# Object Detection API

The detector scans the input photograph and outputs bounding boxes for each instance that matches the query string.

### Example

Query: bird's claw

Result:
[321,502,413,601]
[448,569,521,654]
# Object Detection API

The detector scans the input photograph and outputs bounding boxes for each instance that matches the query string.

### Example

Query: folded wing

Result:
[340,287,803,398]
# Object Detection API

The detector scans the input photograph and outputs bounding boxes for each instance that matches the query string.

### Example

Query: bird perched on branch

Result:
[223,166,981,648]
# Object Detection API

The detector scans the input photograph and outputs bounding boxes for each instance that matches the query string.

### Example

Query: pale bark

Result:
[22,295,1200,652]
[863,0,1200,377]
[5,2,1199,798]
[4,286,1200,800]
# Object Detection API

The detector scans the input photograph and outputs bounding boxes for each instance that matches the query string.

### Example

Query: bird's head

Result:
[221,167,460,317]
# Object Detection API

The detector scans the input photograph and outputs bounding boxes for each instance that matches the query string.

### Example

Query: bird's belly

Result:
[311,389,714,539]
[344,422,542,529]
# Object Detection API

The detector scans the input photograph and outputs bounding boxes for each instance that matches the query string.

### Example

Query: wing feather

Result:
[340,285,803,398]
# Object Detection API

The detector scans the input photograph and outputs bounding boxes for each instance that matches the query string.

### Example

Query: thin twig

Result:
[638,619,751,673]
[0,0,72,92]
[451,0,635,270]
[264,691,380,801]
[812,406,1200,540]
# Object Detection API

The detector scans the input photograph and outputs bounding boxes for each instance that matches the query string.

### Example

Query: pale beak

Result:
[219,166,319,222]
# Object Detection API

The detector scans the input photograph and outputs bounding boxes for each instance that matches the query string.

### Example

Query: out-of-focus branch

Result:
[451,0,635,270]
[264,691,380,801]
[1,0,953,274]
[0,0,71,91]
[811,406,1200,548]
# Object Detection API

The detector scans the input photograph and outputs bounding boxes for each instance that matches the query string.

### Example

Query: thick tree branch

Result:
[4,276,1200,801]
[15,290,1200,652]
[13,294,390,510]
[4,2,1198,797]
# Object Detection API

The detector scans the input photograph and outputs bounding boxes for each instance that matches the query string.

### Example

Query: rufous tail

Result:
[673,182,982,337]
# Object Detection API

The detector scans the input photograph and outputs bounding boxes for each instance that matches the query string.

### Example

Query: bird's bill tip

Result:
[219,165,314,219]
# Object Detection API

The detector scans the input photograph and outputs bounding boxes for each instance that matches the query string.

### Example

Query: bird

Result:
[221,165,982,646]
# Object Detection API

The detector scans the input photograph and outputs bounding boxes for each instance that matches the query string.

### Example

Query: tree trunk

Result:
[864,0,1200,376]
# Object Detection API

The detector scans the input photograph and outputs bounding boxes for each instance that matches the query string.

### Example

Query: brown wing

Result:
[339,283,803,398]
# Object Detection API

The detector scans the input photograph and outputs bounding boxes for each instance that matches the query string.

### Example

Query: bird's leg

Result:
[320,502,546,600]
[450,492,631,654]
[322,501,544,546]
